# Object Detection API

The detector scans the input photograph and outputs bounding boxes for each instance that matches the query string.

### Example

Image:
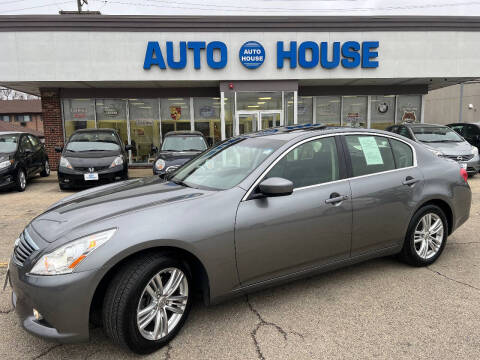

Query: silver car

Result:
[7,126,471,354]
[386,123,480,175]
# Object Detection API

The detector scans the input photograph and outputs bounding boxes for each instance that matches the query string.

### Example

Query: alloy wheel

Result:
[414,213,444,260]
[136,267,188,341]
[44,161,50,175]
[18,170,26,190]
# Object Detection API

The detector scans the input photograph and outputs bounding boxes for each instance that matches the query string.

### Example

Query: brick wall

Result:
[40,88,63,169]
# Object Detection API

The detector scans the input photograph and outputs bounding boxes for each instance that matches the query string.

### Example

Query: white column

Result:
[420,94,425,123]
[125,100,132,163]
[394,95,398,124]
[312,96,317,124]
[281,91,285,126]
[367,95,372,129]
[189,97,194,130]
[220,91,226,140]
[158,98,162,144]
[293,91,298,124]
[234,92,240,136]
[340,96,344,126]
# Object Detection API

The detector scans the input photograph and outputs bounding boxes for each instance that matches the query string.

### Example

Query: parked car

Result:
[446,122,480,150]
[386,123,480,175]
[0,131,49,192]
[153,131,209,176]
[8,126,471,354]
[56,129,132,190]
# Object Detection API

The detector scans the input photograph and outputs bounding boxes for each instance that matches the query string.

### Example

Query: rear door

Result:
[342,134,423,256]
[235,135,352,285]
[19,135,35,176]
[27,135,44,172]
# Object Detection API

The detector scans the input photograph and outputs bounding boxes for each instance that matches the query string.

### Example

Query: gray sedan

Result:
[8,126,471,354]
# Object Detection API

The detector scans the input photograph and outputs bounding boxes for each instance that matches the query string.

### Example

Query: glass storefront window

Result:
[128,99,160,164]
[160,98,191,137]
[342,96,368,128]
[194,97,221,144]
[370,95,396,130]
[397,95,422,124]
[236,92,282,111]
[62,99,96,139]
[315,96,341,126]
[95,99,129,147]
[297,96,313,124]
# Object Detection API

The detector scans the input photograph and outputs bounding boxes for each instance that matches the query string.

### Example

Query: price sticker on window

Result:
[358,136,384,165]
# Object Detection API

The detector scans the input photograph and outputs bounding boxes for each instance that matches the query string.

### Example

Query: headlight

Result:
[59,156,73,169]
[110,155,124,168]
[472,146,479,156]
[155,159,165,171]
[30,229,116,275]
[0,159,13,169]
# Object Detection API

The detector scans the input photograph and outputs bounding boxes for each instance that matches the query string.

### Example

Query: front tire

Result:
[40,160,50,177]
[103,253,192,354]
[399,205,448,266]
[15,169,27,192]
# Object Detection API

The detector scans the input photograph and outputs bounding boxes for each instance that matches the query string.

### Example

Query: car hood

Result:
[420,141,473,155]
[63,152,121,168]
[64,149,121,159]
[156,150,201,162]
[0,152,14,161]
[30,176,210,243]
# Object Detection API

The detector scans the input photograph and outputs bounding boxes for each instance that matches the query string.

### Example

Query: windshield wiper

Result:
[183,149,202,152]
[171,179,191,188]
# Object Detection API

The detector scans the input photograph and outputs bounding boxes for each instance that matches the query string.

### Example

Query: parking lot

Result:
[0,172,479,360]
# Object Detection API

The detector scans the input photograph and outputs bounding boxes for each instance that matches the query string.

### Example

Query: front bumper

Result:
[465,154,480,174]
[9,257,97,343]
[58,166,127,188]
[0,167,15,189]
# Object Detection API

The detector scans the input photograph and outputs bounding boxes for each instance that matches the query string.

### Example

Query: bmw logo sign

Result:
[239,41,265,69]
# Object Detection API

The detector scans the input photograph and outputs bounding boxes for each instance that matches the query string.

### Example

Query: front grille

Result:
[74,166,110,172]
[13,229,38,266]
[445,154,474,162]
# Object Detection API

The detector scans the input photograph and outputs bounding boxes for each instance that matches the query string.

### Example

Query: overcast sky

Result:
[1,0,480,16]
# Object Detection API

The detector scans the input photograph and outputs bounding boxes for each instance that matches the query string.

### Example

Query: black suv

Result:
[153,131,209,176]
[447,122,480,149]
[0,131,50,192]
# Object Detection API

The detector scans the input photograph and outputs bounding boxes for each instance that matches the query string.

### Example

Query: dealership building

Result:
[1,15,480,167]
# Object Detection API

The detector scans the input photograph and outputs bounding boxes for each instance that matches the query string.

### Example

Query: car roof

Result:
[234,124,405,142]
[403,123,447,128]
[73,128,118,133]
[164,130,204,137]
[0,131,23,135]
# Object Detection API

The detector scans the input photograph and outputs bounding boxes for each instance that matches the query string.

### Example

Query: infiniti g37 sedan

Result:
[7,125,471,354]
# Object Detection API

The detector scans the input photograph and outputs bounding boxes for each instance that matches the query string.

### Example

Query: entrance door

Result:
[236,111,259,135]
[260,112,281,129]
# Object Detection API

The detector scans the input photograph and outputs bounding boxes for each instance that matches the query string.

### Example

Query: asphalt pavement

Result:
[0,172,479,359]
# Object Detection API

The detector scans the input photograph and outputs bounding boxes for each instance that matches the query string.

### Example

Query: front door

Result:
[236,112,259,135]
[235,136,352,285]
[260,112,281,130]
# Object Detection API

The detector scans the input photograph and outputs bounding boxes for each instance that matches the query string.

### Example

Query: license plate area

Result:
[460,162,467,170]
[84,173,99,181]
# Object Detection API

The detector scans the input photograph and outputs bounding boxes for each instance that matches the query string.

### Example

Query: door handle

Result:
[402,176,419,186]
[325,194,349,204]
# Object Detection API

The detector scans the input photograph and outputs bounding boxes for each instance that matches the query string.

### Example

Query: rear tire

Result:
[40,160,50,177]
[15,169,27,192]
[102,253,192,355]
[399,205,448,266]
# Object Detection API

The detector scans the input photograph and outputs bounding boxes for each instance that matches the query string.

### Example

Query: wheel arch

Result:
[89,245,211,326]
[414,198,454,235]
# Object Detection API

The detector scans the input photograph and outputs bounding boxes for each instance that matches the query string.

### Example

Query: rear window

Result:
[390,138,414,168]
[0,134,19,153]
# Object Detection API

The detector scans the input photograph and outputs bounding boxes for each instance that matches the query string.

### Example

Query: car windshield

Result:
[171,137,286,190]
[66,131,121,152]
[412,126,464,143]
[161,135,207,152]
[0,134,19,153]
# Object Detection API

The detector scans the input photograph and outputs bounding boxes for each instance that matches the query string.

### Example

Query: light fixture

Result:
[258,97,272,100]
[139,106,152,109]
[248,105,260,108]
[168,98,184,101]
[257,102,266,104]
[131,102,144,106]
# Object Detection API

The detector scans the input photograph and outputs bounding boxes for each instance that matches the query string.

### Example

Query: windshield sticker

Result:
[358,137,384,165]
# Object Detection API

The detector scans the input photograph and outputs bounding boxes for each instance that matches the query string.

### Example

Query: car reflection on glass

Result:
[8,125,471,354]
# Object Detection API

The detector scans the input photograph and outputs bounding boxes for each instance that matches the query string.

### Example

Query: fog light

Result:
[33,308,43,321]
[64,179,70,183]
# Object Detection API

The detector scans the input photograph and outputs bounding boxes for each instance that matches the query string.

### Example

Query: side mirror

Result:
[24,148,33,154]
[55,146,63,153]
[125,144,133,151]
[151,146,158,153]
[258,177,294,197]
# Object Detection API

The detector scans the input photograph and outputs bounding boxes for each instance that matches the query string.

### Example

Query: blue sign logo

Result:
[239,41,265,69]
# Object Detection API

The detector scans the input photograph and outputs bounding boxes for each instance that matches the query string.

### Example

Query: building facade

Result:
[0,99,43,135]
[1,15,480,167]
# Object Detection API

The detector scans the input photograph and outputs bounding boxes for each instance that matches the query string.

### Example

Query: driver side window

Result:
[20,135,34,152]
[266,137,340,189]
